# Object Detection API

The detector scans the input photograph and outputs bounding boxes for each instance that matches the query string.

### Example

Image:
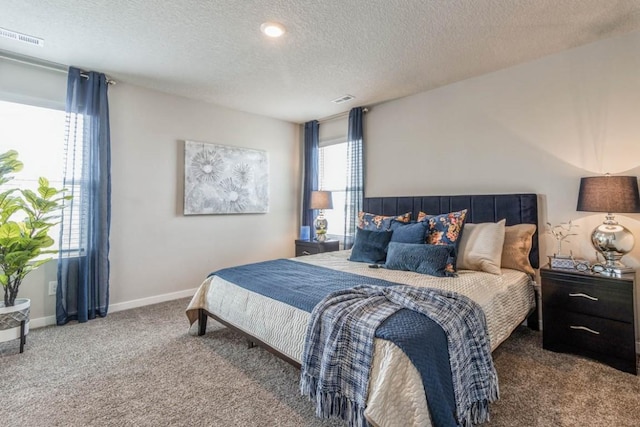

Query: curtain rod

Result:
[0,49,117,85]
[318,107,368,124]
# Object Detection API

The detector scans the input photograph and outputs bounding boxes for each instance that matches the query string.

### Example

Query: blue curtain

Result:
[56,67,111,325]
[302,121,319,240]
[344,107,364,249]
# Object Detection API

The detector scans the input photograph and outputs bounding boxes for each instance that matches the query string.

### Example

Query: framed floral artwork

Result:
[184,140,269,215]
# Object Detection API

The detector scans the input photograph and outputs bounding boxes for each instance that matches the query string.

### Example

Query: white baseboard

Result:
[29,288,198,329]
[30,316,56,329]
[108,288,197,313]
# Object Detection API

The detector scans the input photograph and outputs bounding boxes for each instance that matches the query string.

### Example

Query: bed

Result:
[186,193,540,427]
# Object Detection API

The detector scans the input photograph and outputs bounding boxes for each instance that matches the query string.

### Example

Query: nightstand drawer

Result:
[544,309,635,359]
[295,240,339,257]
[540,266,637,375]
[543,309,636,374]
[541,276,633,323]
[295,245,319,256]
[297,249,315,256]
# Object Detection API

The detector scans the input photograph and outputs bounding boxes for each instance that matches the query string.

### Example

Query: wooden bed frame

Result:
[196,193,541,368]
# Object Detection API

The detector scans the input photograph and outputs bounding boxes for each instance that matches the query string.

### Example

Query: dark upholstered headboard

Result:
[363,193,540,269]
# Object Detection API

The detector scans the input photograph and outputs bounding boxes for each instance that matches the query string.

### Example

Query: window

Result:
[0,99,79,255]
[318,141,348,241]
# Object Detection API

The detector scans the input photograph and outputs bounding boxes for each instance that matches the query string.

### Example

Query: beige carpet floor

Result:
[1,298,639,427]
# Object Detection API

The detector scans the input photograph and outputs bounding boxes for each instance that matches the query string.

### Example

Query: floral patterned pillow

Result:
[418,209,468,272]
[358,211,411,231]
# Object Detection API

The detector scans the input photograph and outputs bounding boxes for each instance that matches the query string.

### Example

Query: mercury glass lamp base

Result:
[314,213,328,243]
[590,216,635,277]
[599,260,635,277]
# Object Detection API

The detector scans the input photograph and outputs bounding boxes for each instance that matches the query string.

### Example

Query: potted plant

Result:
[0,150,69,351]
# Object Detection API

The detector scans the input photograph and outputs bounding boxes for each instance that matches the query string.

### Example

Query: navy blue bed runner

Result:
[211,259,458,426]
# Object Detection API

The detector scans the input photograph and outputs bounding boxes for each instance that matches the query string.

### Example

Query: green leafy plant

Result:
[0,150,70,306]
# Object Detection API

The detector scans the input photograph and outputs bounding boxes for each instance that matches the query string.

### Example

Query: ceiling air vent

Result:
[0,27,44,47]
[331,94,355,104]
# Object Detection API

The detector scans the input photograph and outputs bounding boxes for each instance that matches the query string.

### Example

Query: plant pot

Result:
[0,298,30,349]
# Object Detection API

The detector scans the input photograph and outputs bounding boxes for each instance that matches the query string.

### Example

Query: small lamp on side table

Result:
[310,190,333,242]
[577,174,640,276]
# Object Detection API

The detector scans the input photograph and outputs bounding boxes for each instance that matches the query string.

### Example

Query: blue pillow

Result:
[358,211,412,231]
[349,228,393,264]
[418,209,468,273]
[390,221,428,244]
[384,242,455,277]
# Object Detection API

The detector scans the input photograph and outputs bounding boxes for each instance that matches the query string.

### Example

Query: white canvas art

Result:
[184,140,269,215]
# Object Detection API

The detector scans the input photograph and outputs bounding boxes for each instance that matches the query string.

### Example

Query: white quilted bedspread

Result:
[186,250,535,427]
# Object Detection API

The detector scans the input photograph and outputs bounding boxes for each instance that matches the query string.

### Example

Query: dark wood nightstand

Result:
[295,239,339,257]
[541,266,637,374]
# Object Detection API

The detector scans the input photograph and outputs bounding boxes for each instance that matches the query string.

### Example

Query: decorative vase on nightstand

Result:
[547,221,579,269]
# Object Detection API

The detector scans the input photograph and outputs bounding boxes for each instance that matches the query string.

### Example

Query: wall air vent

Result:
[0,27,44,47]
[331,94,355,104]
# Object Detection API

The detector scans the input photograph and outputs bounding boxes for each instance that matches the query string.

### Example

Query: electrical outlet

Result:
[48,281,57,296]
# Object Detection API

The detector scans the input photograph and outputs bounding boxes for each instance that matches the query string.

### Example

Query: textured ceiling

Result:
[2,0,640,123]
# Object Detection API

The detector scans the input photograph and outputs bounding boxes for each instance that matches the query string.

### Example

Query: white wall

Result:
[366,31,640,335]
[1,59,300,324]
[108,84,299,306]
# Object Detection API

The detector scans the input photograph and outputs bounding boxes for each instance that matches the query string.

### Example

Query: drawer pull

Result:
[568,293,598,301]
[302,251,311,255]
[569,325,600,335]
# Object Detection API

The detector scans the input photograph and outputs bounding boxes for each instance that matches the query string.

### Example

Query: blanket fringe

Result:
[300,373,367,427]
[459,381,500,427]
[300,373,317,400]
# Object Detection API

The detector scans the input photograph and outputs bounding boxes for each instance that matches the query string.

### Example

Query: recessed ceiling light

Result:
[260,22,286,38]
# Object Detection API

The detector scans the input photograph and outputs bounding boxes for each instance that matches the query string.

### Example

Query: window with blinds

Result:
[59,111,86,257]
[0,99,82,257]
[318,141,348,240]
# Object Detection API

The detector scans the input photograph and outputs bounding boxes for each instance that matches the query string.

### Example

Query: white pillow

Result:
[457,219,506,275]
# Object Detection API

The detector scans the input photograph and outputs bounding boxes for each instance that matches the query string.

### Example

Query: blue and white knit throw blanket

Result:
[300,284,499,427]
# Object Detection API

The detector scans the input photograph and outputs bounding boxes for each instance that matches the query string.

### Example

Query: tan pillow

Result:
[501,224,536,275]
[457,220,506,275]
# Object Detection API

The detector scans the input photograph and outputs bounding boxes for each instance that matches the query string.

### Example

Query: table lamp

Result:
[310,191,333,242]
[577,175,640,276]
